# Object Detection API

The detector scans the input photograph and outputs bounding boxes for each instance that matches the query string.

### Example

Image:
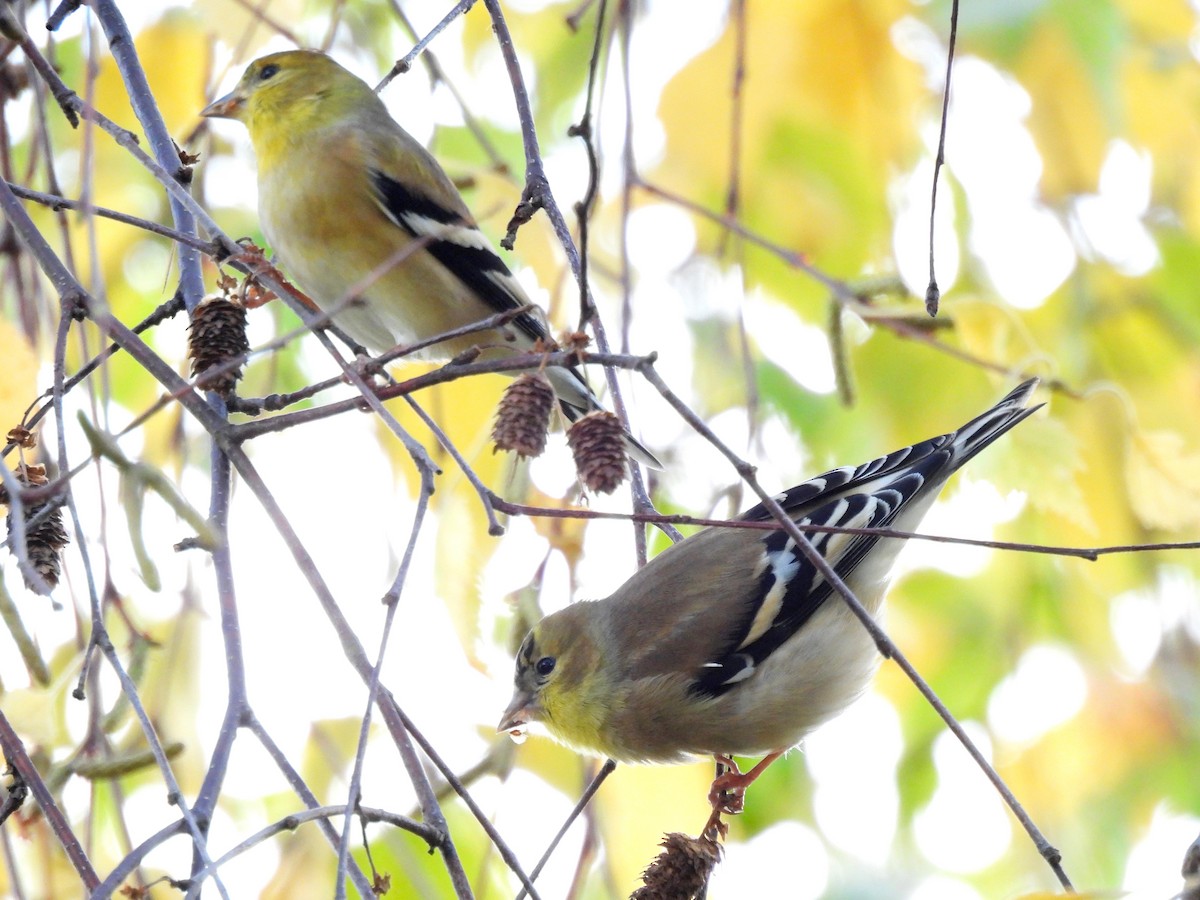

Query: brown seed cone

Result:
[5,470,69,594]
[7,426,36,449]
[567,410,627,495]
[630,832,722,900]
[23,503,68,592]
[188,292,250,394]
[492,372,556,459]
[0,62,30,103]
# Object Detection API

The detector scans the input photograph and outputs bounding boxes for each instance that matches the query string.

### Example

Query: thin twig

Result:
[187,805,443,893]
[515,759,617,900]
[607,0,660,568]
[925,0,959,317]
[335,467,436,897]
[188,421,248,897]
[568,0,608,329]
[88,819,189,898]
[721,0,763,450]
[484,0,663,568]
[378,0,478,90]
[719,0,747,247]
[384,702,542,900]
[635,359,1073,889]
[7,182,218,253]
[401,394,504,535]
[221,451,481,897]
[244,715,375,896]
[381,0,506,169]
[486,493,1197,561]
[0,709,100,888]
[636,177,860,303]
[224,0,303,45]
[636,178,1081,396]
[0,291,186,459]
[91,0,206,312]
[227,349,657,442]
[207,301,539,420]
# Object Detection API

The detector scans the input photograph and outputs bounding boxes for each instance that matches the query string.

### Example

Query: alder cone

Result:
[567,410,627,495]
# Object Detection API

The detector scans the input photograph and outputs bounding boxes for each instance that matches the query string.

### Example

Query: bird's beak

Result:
[498,690,537,733]
[200,90,245,120]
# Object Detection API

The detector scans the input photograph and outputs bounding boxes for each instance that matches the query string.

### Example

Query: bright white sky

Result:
[1,2,1194,898]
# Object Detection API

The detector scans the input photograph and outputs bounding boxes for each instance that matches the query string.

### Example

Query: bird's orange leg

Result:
[708,751,785,814]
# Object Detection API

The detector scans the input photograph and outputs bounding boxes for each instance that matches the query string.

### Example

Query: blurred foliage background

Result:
[1,0,1199,898]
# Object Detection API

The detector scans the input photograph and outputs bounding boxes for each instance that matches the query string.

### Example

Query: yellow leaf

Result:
[301,718,367,799]
[195,0,307,59]
[1014,23,1109,197]
[1125,429,1200,530]
[382,365,511,494]
[656,0,920,261]
[1000,415,1090,527]
[1119,49,1200,233]
[1181,159,1200,239]
[0,318,38,436]
[950,298,1045,369]
[134,608,207,793]
[526,486,587,567]
[62,13,211,345]
[261,826,337,900]
[1,686,67,747]
[0,644,78,747]
[662,0,921,174]
[595,761,715,895]
[1113,0,1195,40]
[999,675,1173,878]
[91,11,210,155]
[384,366,514,661]
[132,11,212,135]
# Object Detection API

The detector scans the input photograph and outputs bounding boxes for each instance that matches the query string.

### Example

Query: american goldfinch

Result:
[500,379,1041,808]
[200,50,658,467]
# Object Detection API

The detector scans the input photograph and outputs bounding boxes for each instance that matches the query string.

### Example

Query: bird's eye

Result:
[534,656,556,677]
[258,64,280,81]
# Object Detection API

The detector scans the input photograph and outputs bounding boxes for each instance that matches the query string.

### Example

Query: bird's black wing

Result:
[691,379,1041,697]
[369,169,548,346]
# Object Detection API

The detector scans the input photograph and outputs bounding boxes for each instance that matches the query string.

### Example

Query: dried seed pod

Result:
[7,426,35,449]
[567,410,627,495]
[631,831,722,900]
[559,330,590,353]
[0,62,30,103]
[241,281,276,309]
[492,372,556,459]
[5,470,69,594]
[449,346,482,367]
[188,291,250,394]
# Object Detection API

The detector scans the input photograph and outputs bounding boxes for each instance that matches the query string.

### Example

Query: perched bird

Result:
[500,379,1041,809]
[201,50,657,467]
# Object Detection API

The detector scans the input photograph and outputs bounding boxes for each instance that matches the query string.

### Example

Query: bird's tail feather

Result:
[948,377,1042,471]
[551,367,663,470]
